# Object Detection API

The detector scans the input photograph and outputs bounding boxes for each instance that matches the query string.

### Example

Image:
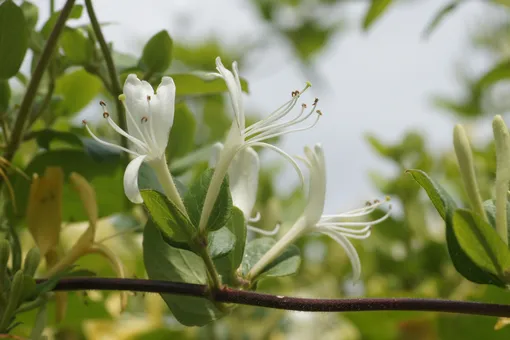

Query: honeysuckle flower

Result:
[247,144,392,281]
[210,143,279,236]
[198,57,321,232]
[83,74,185,212]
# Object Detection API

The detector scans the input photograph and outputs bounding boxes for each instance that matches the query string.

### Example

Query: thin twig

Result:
[36,277,510,317]
[84,0,127,152]
[3,0,76,163]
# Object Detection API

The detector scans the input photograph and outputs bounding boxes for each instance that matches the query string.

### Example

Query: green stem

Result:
[196,244,222,291]
[84,0,127,152]
[149,156,187,216]
[3,0,76,163]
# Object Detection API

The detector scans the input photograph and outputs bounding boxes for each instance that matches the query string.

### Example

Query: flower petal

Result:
[319,228,362,281]
[215,57,244,130]
[151,76,176,153]
[229,147,259,219]
[123,155,147,204]
[123,75,155,139]
[304,144,326,224]
[208,142,224,168]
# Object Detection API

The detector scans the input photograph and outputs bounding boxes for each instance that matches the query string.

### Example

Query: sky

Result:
[37,0,494,212]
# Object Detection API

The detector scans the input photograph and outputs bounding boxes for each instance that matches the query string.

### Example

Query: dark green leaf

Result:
[138,162,165,194]
[362,0,393,31]
[406,169,457,220]
[171,74,249,97]
[208,227,235,259]
[140,30,173,73]
[184,168,232,232]
[0,79,10,111]
[241,237,301,281]
[453,209,510,280]
[143,220,224,326]
[422,2,459,38]
[141,189,195,243]
[166,102,196,161]
[54,69,102,116]
[407,169,504,286]
[30,129,83,150]
[20,1,38,30]
[60,27,94,65]
[41,4,83,38]
[0,0,29,79]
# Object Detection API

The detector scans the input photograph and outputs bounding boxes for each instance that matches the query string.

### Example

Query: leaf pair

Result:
[408,169,510,286]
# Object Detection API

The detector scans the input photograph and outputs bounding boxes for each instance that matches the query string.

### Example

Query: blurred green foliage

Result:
[0,0,509,339]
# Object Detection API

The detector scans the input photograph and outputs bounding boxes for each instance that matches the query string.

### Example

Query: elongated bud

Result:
[23,247,40,277]
[493,115,510,245]
[453,124,487,221]
[0,270,24,331]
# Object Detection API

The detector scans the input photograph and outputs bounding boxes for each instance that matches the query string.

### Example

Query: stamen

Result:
[246,142,305,188]
[141,116,148,123]
[317,206,392,227]
[247,223,281,236]
[83,123,141,157]
[103,111,110,118]
[119,97,152,148]
[247,112,320,144]
[105,116,149,153]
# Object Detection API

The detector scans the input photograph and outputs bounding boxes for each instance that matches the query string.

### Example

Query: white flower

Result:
[210,143,279,236]
[83,75,184,211]
[198,57,321,232]
[247,144,392,281]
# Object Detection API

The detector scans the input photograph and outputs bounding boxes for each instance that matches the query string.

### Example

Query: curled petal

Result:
[319,228,362,281]
[215,57,244,130]
[304,143,326,224]
[208,142,224,168]
[123,155,147,204]
[151,76,176,152]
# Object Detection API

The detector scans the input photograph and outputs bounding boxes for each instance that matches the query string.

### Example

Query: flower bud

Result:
[23,247,40,277]
[0,270,24,331]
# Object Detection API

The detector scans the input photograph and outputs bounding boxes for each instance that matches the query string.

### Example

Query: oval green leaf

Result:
[140,30,173,73]
[0,0,29,79]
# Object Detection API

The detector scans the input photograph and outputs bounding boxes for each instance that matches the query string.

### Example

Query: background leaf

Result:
[362,0,393,31]
[0,0,29,79]
[140,30,173,73]
[166,102,196,161]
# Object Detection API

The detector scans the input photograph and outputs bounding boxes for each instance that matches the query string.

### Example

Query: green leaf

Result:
[407,169,504,286]
[184,168,232,232]
[422,2,459,38]
[140,30,173,73]
[41,4,83,39]
[20,1,38,30]
[208,227,235,259]
[0,79,10,111]
[141,189,195,243]
[143,220,224,326]
[362,0,393,31]
[484,199,510,245]
[60,27,94,65]
[171,74,249,97]
[29,129,83,150]
[453,209,510,280]
[30,304,47,340]
[166,102,196,161]
[241,237,301,281]
[406,169,456,221]
[54,69,102,116]
[0,0,29,79]
[214,207,246,285]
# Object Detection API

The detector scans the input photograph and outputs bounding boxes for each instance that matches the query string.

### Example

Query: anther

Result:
[146,95,151,101]
[103,111,110,118]
[82,119,87,125]
[302,103,307,109]
[99,100,106,107]
[316,110,323,116]
[141,116,148,123]
[314,98,319,105]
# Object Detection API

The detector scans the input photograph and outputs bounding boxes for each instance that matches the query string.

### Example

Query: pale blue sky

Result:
[38,0,494,212]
